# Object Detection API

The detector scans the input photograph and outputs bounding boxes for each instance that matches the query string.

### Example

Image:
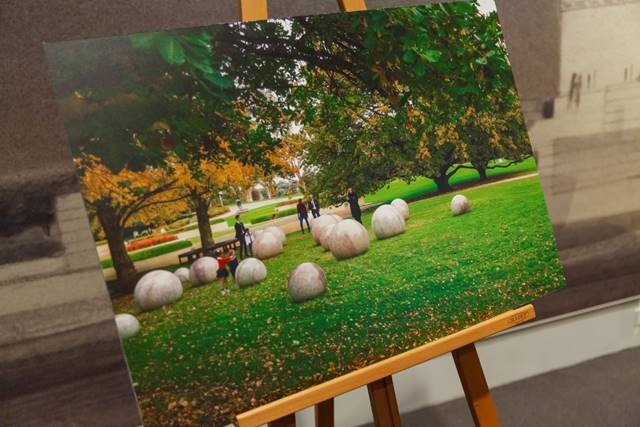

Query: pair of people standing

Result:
[234,214,253,258]
[296,190,361,233]
[296,194,321,233]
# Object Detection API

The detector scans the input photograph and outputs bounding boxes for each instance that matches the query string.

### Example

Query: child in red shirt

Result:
[216,249,235,296]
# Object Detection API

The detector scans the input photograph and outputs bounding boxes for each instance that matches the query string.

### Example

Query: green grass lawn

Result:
[365,157,537,204]
[100,240,192,269]
[113,175,564,425]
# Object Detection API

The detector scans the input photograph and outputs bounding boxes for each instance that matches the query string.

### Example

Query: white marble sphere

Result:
[319,223,336,252]
[115,313,140,339]
[173,267,190,284]
[134,270,183,311]
[264,226,286,246]
[311,214,339,244]
[391,198,410,220]
[253,231,283,260]
[372,204,406,240]
[330,218,370,260]
[287,262,327,303]
[451,194,471,216]
[235,257,267,288]
[189,256,219,286]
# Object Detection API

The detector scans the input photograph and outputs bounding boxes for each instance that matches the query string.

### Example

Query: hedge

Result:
[101,239,192,269]
[252,207,297,224]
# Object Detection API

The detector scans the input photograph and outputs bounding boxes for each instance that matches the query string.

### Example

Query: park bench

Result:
[178,238,240,265]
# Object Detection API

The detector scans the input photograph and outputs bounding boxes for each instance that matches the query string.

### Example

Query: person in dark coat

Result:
[234,214,248,258]
[308,194,321,218]
[347,187,362,223]
[296,198,311,234]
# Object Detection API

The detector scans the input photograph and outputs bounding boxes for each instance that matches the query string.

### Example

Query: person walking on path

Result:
[308,194,321,218]
[347,187,362,224]
[296,198,311,234]
[234,214,249,258]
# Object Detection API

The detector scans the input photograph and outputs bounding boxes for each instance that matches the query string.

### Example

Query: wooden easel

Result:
[235,1,536,426]
[235,302,534,427]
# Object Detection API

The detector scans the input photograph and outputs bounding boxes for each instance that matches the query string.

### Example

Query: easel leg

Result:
[452,343,500,427]
[315,398,334,427]
[367,376,402,427]
[268,413,296,427]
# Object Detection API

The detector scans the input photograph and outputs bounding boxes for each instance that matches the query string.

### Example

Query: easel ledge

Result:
[236,304,535,426]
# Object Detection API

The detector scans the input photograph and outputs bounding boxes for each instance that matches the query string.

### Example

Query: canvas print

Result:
[45,1,566,425]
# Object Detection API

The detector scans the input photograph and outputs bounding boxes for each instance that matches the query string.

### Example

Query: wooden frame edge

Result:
[239,0,268,22]
[338,0,368,12]
[236,304,535,426]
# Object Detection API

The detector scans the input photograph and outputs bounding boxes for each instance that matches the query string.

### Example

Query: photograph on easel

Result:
[44,1,566,425]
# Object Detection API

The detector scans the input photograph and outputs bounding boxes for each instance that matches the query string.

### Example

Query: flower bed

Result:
[126,234,178,252]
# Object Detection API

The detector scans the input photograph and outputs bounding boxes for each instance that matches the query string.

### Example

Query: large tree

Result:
[76,156,186,289]
[213,2,528,194]
[50,29,284,285]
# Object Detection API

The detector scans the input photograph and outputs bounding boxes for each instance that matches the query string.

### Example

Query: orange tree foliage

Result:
[267,133,307,192]
[77,155,187,287]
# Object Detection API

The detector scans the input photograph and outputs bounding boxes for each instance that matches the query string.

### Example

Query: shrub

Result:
[126,234,178,252]
[277,207,297,218]
[275,199,295,207]
[101,239,192,269]
[167,218,190,231]
[208,205,230,217]
[251,208,298,224]
[251,213,275,224]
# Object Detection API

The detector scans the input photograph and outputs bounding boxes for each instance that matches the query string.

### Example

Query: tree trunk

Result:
[433,173,453,193]
[475,163,488,181]
[97,203,138,293]
[193,192,214,249]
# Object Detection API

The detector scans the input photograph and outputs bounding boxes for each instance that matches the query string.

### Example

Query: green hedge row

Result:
[252,207,297,224]
[100,239,192,269]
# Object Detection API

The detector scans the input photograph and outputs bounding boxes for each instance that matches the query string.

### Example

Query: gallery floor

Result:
[360,346,640,427]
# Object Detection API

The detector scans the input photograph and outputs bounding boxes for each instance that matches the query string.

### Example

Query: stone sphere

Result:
[115,313,140,340]
[330,218,370,260]
[372,205,406,240]
[319,223,336,252]
[311,214,339,244]
[391,198,410,220]
[189,256,219,286]
[451,194,471,216]
[173,267,190,284]
[235,257,267,287]
[264,226,286,246]
[134,270,183,311]
[287,262,327,303]
[253,231,283,260]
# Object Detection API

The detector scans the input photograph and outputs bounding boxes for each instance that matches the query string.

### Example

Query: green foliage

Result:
[100,239,192,269]
[113,177,565,426]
